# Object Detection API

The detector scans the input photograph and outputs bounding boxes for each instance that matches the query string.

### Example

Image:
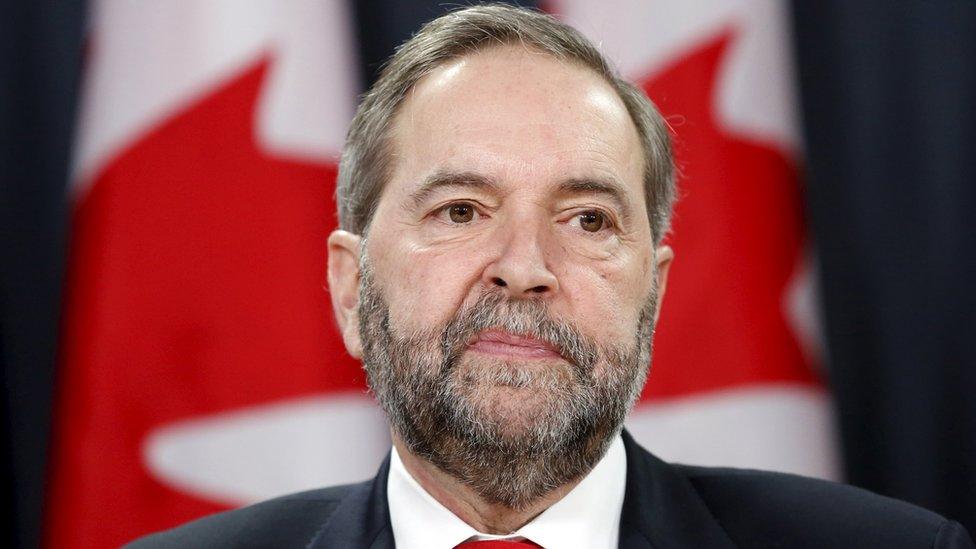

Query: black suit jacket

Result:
[128,431,974,548]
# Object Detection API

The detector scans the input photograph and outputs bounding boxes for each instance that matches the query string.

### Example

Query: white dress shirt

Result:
[387,434,627,549]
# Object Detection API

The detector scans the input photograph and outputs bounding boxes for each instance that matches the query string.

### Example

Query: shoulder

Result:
[675,463,973,548]
[125,483,360,548]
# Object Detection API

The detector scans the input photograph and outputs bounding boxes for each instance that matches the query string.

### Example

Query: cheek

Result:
[375,242,486,333]
[560,255,651,343]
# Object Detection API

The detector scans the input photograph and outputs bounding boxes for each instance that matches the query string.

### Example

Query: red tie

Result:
[454,541,542,548]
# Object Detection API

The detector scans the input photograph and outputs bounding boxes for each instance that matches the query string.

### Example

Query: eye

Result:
[434,201,481,224]
[449,203,475,223]
[577,210,609,233]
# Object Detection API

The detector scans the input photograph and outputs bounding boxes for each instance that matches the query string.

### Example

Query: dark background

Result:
[3,1,974,546]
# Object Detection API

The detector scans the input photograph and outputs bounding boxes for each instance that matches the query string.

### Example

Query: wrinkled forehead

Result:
[385,45,646,208]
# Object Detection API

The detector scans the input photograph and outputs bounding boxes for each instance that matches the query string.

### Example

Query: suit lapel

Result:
[618,430,736,548]
[306,434,736,549]
[306,454,395,549]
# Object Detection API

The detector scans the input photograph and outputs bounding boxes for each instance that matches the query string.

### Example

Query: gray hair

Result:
[336,3,675,245]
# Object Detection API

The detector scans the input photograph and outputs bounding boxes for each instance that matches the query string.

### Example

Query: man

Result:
[130,5,974,548]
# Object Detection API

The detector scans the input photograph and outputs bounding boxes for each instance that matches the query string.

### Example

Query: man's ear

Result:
[327,230,363,359]
[652,245,674,326]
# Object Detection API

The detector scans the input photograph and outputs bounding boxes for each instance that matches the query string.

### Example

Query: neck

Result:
[392,434,582,534]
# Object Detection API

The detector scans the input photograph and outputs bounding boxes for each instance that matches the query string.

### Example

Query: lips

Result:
[467,329,563,359]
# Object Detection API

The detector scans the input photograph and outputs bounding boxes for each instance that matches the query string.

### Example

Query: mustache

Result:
[438,291,599,375]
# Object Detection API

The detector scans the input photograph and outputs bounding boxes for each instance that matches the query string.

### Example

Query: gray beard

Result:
[357,255,656,510]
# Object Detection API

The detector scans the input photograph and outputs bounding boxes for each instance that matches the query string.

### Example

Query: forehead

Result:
[387,45,645,206]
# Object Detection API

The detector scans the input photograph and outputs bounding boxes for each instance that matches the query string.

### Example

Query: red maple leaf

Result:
[640,30,819,400]
[46,58,362,548]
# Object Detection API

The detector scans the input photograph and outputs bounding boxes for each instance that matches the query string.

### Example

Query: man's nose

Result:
[482,220,559,297]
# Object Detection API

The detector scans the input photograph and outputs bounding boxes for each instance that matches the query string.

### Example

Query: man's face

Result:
[329,45,672,507]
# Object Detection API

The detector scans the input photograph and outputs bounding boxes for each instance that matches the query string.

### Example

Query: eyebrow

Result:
[556,177,634,222]
[406,170,635,221]
[407,170,502,208]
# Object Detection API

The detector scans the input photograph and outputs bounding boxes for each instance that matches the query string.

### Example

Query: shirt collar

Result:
[387,434,627,549]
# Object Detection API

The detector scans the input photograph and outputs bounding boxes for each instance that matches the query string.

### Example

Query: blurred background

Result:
[2,0,974,547]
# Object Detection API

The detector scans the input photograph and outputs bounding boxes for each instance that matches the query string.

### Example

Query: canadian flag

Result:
[553,0,839,478]
[47,1,838,547]
[45,2,389,547]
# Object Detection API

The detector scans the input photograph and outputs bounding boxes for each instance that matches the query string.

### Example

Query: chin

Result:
[471,387,555,434]
[449,364,579,440]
